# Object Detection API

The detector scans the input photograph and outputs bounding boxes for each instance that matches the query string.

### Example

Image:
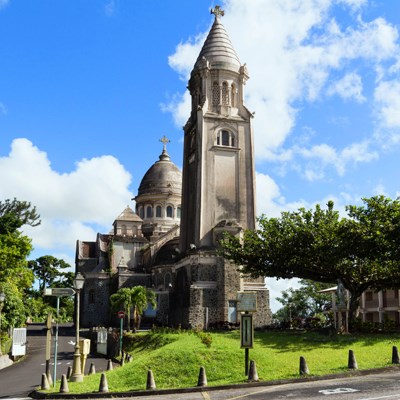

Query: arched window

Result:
[166,206,173,218]
[212,82,220,105]
[146,206,153,218]
[216,130,235,147]
[177,206,181,219]
[222,82,229,105]
[138,206,144,219]
[121,225,127,235]
[156,205,162,218]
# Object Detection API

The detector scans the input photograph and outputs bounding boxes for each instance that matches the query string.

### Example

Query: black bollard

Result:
[248,360,259,382]
[146,369,156,390]
[99,373,109,393]
[59,374,69,393]
[392,346,400,364]
[88,362,96,375]
[197,366,207,387]
[41,373,50,390]
[66,366,72,380]
[299,356,310,375]
[348,349,358,369]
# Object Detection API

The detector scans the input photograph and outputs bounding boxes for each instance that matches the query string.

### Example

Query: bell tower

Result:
[180,6,256,252]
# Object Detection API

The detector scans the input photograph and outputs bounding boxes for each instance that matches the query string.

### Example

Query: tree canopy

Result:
[221,196,400,325]
[0,198,40,329]
[0,198,40,234]
[28,255,71,292]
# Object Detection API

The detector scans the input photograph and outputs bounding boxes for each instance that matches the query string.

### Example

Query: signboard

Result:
[12,328,27,356]
[240,313,254,349]
[44,287,75,297]
[97,328,107,355]
[237,291,257,312]
[118,311,125,318]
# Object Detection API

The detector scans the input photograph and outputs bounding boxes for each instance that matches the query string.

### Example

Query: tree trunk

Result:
[348,291,361,329]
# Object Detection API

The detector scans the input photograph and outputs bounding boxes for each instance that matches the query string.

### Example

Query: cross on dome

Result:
[159,135,170,152]
[211,5,224,18]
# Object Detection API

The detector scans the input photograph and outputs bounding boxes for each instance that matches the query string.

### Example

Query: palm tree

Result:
[130,286,157,330]
[110,288,134,331]
[110,286,156,331]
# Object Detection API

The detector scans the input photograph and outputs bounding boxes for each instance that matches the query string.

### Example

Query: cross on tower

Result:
[211,5,224,18]
[159,135,171,151]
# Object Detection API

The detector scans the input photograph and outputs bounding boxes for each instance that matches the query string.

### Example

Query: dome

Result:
[137,148,182,197]
[193,8,241,73]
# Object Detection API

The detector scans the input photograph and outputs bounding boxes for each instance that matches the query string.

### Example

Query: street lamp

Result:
[70,273,85,382]
[0,291,5,356]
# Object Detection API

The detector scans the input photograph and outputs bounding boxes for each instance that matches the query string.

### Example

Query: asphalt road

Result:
[0,323,109,399]
[112,369,400,400]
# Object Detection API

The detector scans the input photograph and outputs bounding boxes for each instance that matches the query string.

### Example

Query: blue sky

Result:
[1,0,400,311]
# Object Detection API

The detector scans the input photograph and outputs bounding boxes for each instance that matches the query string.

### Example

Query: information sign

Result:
[44,287,75,297]
[237,291,257,312]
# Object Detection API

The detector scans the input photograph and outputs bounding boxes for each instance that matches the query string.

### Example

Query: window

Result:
[365,291,373,301]
[212,82,220,105]
[138,206,144,219]
[166,206,173,218]
[222,82,229,105]
[216,130,235,147]
[156,206,162,218]
[177,206,181,219]
[89,289,95,304]
[146,206,153,218]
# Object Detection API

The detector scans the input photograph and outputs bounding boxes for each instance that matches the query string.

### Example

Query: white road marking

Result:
[319,387,360,395]
[359,395,400,400]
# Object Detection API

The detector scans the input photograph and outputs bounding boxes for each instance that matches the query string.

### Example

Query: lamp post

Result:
[0,291,5,356]
[70,273,85,382]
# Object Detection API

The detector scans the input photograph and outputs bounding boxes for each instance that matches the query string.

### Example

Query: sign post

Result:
[118,311,125,357]
[237,292,257,376]
[44,287,75,386]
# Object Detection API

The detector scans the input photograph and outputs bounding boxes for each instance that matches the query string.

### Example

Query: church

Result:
[75,6,272,329]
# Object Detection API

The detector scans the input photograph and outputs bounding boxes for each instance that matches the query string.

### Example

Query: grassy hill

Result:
[44,329,400,394]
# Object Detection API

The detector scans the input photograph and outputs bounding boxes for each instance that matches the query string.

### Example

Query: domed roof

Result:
[193,6,241,73]
[137,140,182,197]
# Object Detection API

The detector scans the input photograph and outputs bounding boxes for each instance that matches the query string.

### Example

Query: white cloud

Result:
[0,0,9,10]
[374,79,400,129]
[327,72,366,102]
[0,102,7,115]
[0,138,133,254]
[104,0,116,17]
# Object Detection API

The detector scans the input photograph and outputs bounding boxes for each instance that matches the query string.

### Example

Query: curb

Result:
[29,364,400,399]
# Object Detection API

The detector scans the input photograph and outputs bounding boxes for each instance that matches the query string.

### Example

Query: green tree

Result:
[221,196,400,327]
[0,199,40,328]
[110,286,156,331]
[275,280,332,326]
[0,198,40,234]
[28,255,71,292]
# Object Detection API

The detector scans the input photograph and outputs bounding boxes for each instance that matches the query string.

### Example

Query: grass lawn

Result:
[42,329,400,394]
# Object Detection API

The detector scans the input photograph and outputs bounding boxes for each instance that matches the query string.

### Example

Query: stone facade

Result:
[75,7,272,330]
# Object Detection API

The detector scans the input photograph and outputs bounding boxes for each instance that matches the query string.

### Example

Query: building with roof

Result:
[75,6,272,329]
